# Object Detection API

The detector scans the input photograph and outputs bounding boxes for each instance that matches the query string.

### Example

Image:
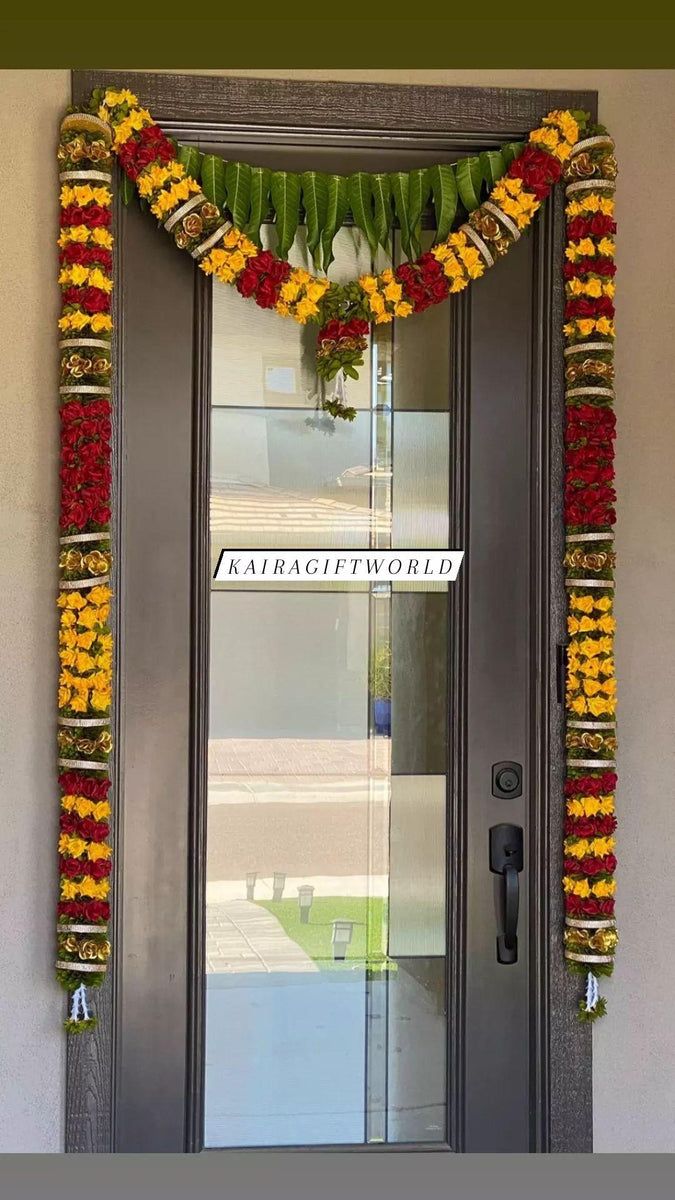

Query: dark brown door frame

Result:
[66,69,596,1154]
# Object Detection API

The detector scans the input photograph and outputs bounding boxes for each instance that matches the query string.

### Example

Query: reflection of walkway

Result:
[207,898,318,975]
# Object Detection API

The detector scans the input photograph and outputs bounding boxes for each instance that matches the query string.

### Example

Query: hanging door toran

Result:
[66,71,595,1158]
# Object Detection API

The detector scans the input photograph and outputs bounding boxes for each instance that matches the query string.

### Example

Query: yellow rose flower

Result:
[87,842,112,862]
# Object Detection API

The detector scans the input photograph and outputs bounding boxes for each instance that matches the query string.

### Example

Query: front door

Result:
[68,71,594,1159]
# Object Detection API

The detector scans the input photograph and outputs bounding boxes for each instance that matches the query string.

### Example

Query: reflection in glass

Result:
[205,222,451,1148]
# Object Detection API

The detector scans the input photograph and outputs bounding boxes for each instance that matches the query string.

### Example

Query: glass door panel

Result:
[205,225,452,1148]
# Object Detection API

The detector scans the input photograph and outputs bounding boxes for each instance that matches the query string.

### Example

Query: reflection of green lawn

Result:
[257,896,388,968]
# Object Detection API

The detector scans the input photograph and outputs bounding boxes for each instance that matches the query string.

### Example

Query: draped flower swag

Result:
[56,88,618,1031]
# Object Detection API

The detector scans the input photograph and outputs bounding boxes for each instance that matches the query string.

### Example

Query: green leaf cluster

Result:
[122,137,525,270]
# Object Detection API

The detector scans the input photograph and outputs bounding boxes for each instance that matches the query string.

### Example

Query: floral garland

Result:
[56,112,115,1031]
[56,90,617,1029]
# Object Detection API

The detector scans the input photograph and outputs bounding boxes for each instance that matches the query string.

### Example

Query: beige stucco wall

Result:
[1,66,673,1153]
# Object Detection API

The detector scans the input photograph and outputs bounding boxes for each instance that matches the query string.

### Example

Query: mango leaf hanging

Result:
[176,143,202,181]
[502,141,525,167]
[321,175,349,272]
[200,154,227,209]
[270,171,301,260]
[301,171,329,270]
[225,161,252,233]
[348,172,379,261]
[389,171,412,262]
[371,174,392,256]
[429,163,458,243]
[479,149,507,189]
[407,167,431,259]
[455,155,483,212]
[246,166,272,247]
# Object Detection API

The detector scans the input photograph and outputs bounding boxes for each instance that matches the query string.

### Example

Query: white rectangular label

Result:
[214,549,464,583]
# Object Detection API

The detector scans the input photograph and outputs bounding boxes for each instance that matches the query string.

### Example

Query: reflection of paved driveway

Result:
[207,898,318,975]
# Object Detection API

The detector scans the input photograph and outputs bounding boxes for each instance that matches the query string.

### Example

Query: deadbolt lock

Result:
[492,761,523,799]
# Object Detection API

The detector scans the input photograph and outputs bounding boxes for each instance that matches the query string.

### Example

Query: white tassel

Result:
[584,971,599,1013]
[69,982,90,1023]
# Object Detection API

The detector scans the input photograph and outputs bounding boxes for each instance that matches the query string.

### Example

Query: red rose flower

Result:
[87,859,112,880]
[508,144,561,199]
[60,204,111,228]
[59,773,111,800]
[565,772,617,797]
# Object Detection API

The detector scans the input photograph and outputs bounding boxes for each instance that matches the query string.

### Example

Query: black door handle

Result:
[489,824,524,965]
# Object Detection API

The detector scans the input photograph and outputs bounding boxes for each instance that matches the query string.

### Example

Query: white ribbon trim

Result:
[60,532,110,545]
[460,223,494,268]
[59,574,110,590]
[163,193,206,233]
[58,716,110,728]
[565,917,616,929]
[567,758,616,769]
[60,113,112,141]
[59,385,111,395]
[563,341,614,357]
[571,135,615,156]
[58,758,109,771]
[59,338,111,352]
[191,222,233,259]
[566,179,616,195]
[565,386,614,400]
[56,960,107,974]
[58,924,109,934]
[564,950,614,964]
[59,170,112,183]
[565,578,614,588]
[482,201,520,241]
[568,720,616,730]
[565,532,614,543]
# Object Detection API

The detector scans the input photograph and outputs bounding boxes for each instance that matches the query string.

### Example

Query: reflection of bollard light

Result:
[297,885,315,924]
[273,872,286,901]
[246,871,257,901]
[331,919,354,961]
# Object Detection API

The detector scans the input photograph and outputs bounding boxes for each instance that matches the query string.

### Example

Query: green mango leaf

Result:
[270,170,301,260]
[321,175,349,272]
[348,173,378,261]
[480,149,507,189]
[200,154,227,209]
[176,143,203,182]
[455,155,483,212]
[225,161,252,232]
[389,171,412,261]
[407,168,431,258]
[245,166,271,247]
[301,171,329,269]
[371,173,392,255]
[120,171,135,206]
[429,163,458,243]
[501,141,525,169]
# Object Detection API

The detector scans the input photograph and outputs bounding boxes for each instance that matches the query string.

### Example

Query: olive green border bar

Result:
[2,18,675,67]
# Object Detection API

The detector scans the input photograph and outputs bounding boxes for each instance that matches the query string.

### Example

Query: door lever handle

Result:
[489,823,524,965]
